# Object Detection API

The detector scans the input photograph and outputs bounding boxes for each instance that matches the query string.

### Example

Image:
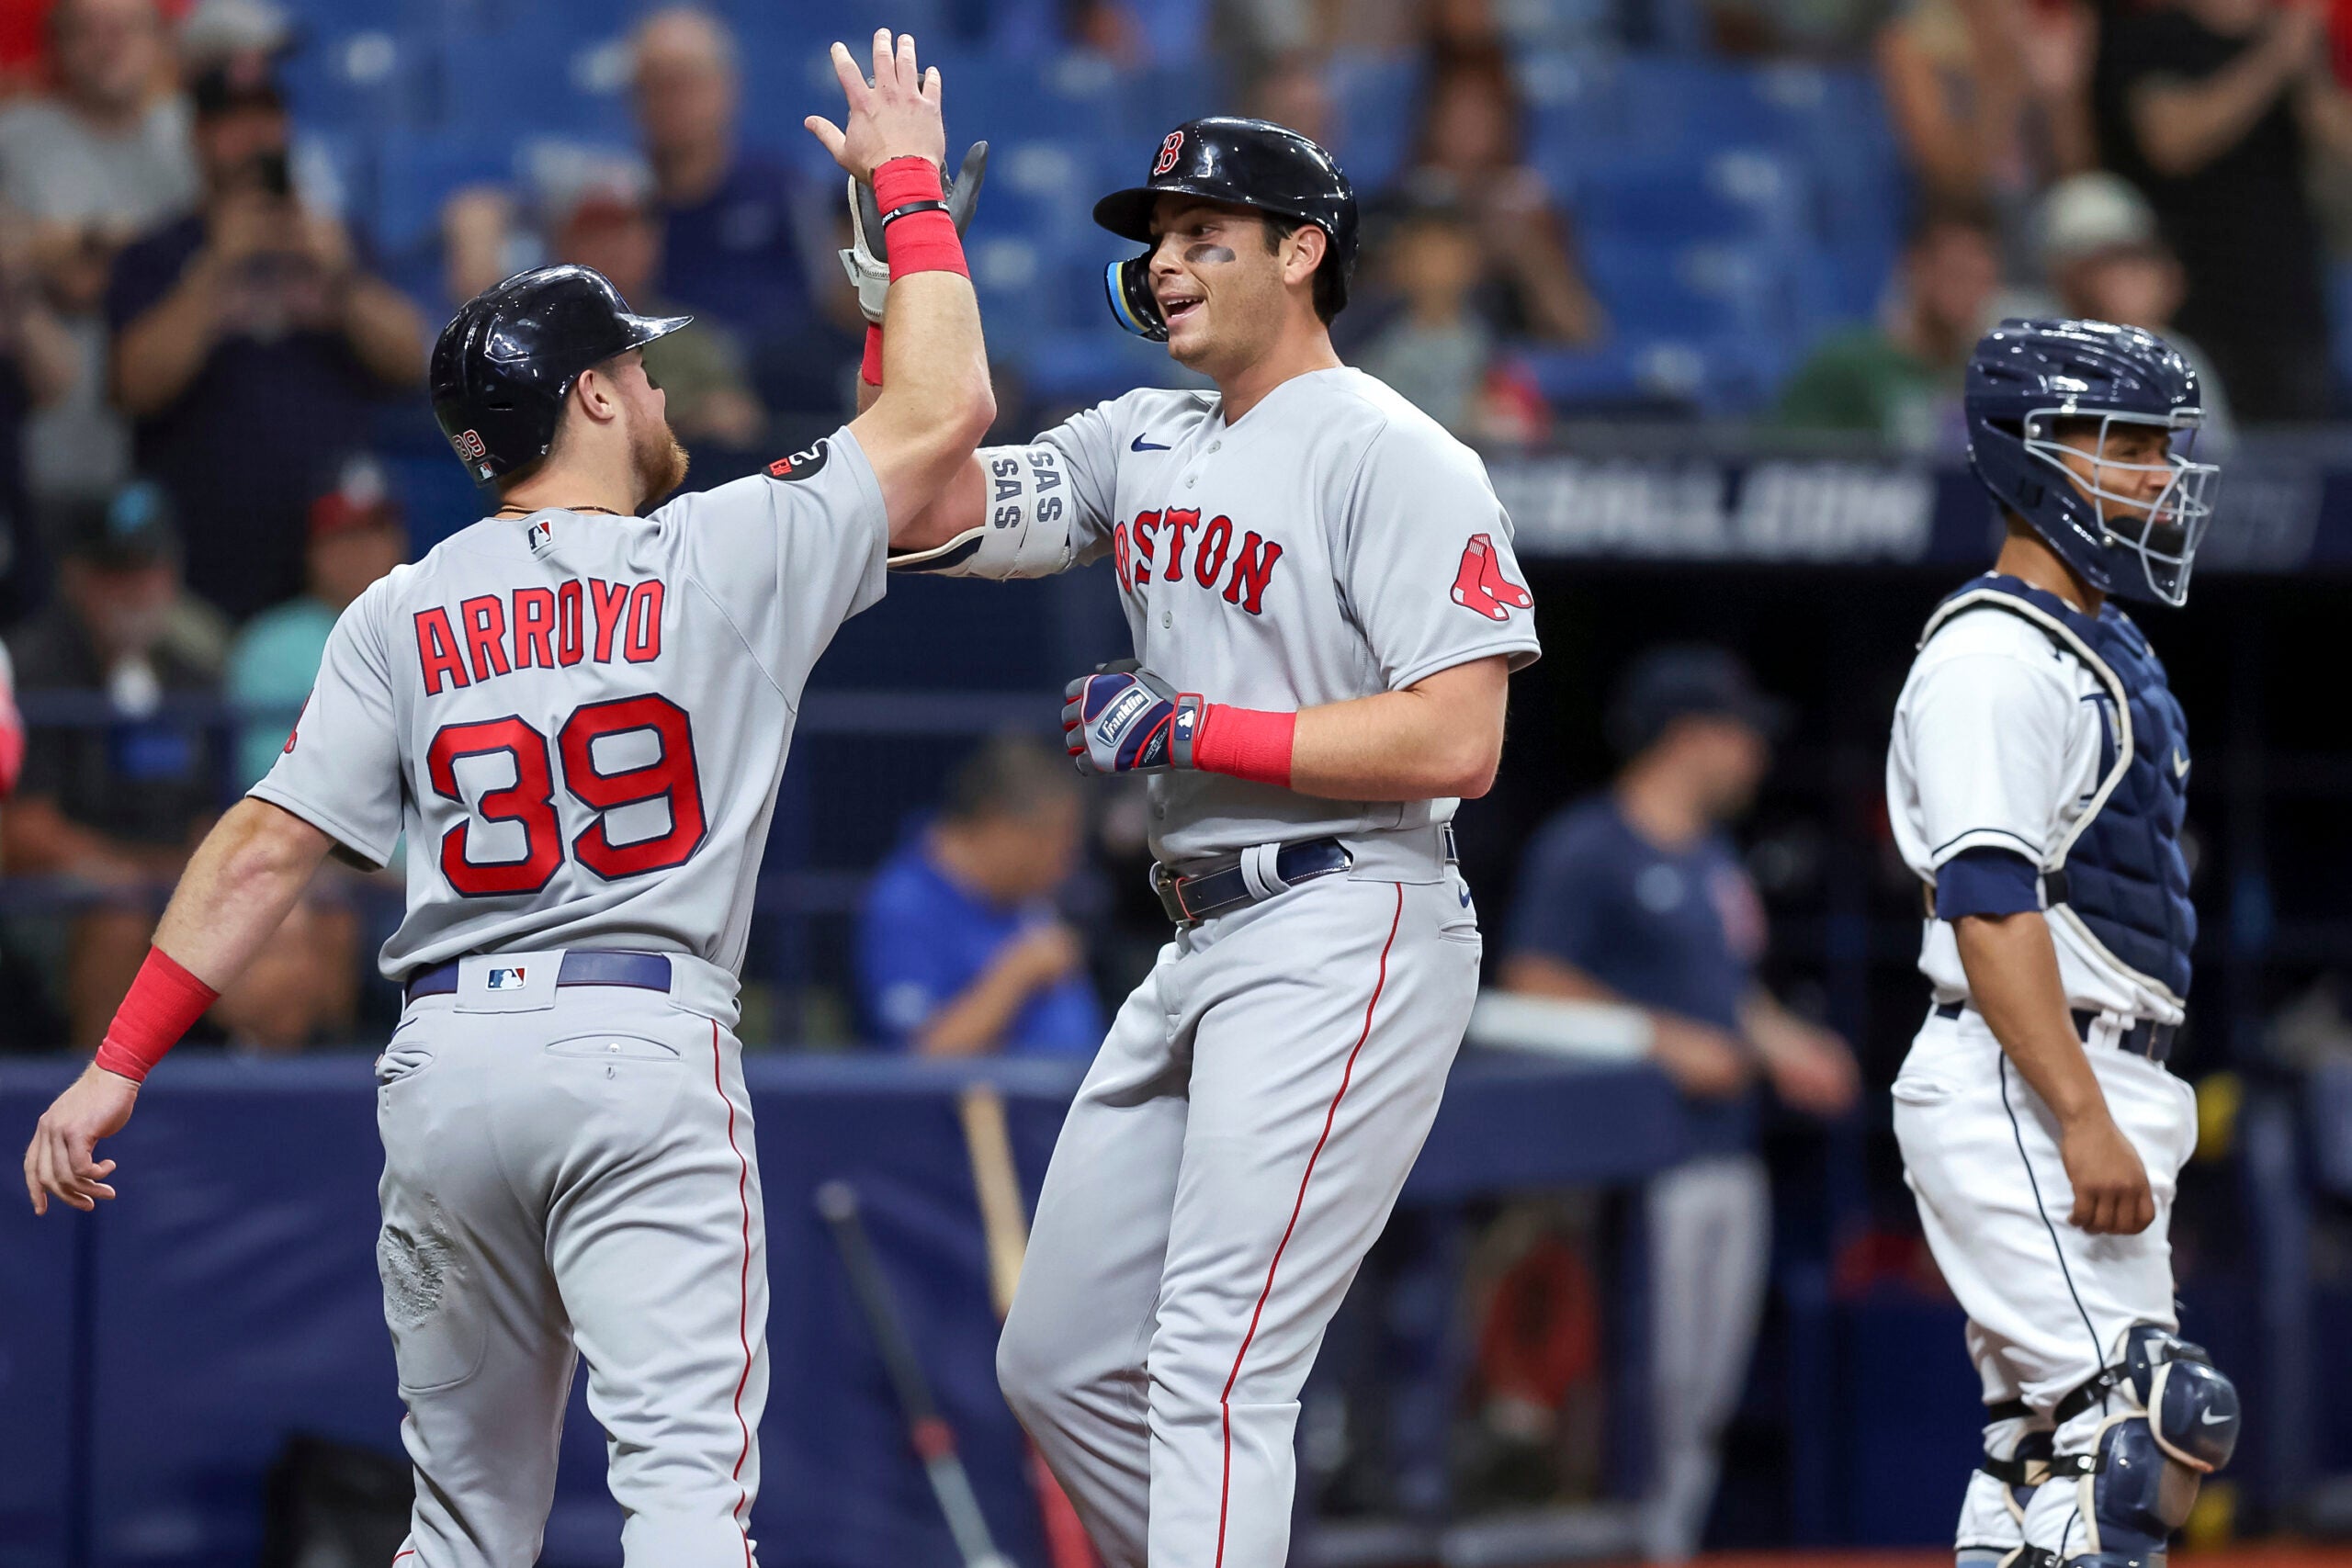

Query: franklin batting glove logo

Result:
[1101,684,1154,739]
[1153,130,1185,176]
[1451,533,1532,623]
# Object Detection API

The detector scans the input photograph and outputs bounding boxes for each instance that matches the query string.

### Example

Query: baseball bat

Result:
[957,1085,1100,1568]
[816,1179,1016,1568]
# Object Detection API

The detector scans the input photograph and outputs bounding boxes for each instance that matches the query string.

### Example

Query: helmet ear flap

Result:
[1104,253,1167,341]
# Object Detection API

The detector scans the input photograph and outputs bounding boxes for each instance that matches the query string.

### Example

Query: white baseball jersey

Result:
[249,428,886,985]
[1026,367,1542,863]
[1886,604,2183,1024]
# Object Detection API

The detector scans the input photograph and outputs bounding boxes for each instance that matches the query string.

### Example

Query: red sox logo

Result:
[1153,130,1185,177]
[1451,534,1532,622]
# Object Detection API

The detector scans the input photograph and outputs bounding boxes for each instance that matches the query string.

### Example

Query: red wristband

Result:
[873,155,967,281]
[1192,705,1296,789]
[93,947,218,1084]
[862,323,885,387]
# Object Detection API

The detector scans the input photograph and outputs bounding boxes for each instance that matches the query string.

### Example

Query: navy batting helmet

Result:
[430,265,690,486]
[1093,117,1358,341]
[1965,318,2219,606]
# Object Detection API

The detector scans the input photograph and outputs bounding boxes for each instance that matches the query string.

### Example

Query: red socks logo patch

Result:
[1451,534,1532,622]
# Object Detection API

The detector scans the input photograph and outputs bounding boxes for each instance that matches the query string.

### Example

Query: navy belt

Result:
[1932,999,2175,1065]
[405,949,673,1005]
[1151,827,1456,927]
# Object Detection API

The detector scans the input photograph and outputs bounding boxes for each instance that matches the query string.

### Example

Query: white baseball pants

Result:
[1894,1005,2198,1562]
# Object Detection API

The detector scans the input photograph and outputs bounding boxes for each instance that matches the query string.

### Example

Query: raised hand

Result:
[804,29,946,186]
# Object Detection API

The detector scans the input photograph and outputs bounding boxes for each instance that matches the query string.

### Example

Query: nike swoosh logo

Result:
[2200,1409,2231,1425]
[2173,750,2190,778]
[1459,886,1472,908]
[1130,434,1170,451]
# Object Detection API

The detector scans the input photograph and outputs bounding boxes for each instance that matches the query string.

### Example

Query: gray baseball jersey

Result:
[251,429,885,992]
[995,367,1540,1568]
[248,426,884,1567]
[1031,367,1542,863]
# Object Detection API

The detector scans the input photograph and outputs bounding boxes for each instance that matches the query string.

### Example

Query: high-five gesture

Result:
[805,29,945,184]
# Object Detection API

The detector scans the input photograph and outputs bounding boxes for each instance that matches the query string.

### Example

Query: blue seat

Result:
[1325,51,1425,196]
[368,128,515,255]
[1569,148,1809,248]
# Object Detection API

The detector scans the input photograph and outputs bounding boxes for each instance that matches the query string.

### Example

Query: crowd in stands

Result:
[0,0,2349,1057]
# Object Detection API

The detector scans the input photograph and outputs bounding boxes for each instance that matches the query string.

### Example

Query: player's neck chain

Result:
[494,503,625,518]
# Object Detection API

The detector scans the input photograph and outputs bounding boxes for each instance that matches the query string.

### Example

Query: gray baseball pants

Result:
[999,838,1481,1568]
[372,956,765,1567]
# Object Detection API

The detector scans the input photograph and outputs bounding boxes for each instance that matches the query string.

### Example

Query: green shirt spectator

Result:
[1776,202,1999,457]
[226,457,405,786]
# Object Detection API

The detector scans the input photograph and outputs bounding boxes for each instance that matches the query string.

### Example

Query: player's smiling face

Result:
[1146,196,1288,372]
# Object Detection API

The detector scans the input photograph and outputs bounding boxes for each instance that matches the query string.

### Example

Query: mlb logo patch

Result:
[527,518,554,557]
[487,967,528,990]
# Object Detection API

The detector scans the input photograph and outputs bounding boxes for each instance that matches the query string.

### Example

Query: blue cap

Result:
[1609,645,1789,757]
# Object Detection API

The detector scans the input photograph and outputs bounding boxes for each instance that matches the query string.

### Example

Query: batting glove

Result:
[841,141,989,326]
[1062,661,1204,776]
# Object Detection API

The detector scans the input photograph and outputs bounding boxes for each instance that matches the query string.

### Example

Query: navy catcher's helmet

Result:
[1965,318,2219,606]
[430,265,690,485]
[1093,117,1358,341]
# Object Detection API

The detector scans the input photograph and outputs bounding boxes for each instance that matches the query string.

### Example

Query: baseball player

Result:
[21,32,993,1566]
[860,118,1542,1566]
[1886,319,2239,1568]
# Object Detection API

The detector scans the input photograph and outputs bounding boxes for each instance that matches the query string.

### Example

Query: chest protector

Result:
[1920,574,2195,1005]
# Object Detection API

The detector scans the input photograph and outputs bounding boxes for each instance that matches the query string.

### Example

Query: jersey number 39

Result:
[426,694,707,897]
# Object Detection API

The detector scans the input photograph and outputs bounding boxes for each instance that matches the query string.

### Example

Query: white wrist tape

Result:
[888,444,1080,579]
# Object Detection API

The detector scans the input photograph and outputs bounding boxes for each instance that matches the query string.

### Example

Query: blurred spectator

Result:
[1,481,220,1048]
[549,173,765,453]
[1385,44,1603,345]
[856,735,1103,1058]
[1355,203,1548,442]
[751,206,866,439]
[225,453,401,788]
[1500,646,1856,1562]
[106,54,422,621]
[1,206,79,616]
[2096,0,2352,421]
[0,0,197,515]
[2037,171,2237,451]
[1876,0,2095,268]
[1776,201,1998,453]
[631,7,812,354]
[1245,49,1334,150]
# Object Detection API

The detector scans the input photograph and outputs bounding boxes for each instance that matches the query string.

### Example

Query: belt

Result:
[405,949,674,1005]
[1151,825,1458,926]
[1932,999,2175,1065]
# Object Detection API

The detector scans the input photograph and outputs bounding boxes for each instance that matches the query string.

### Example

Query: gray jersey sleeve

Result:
[672,426,889,687]
[1339,421,1544,690]
[247,577,404,866]
[1033,397,1129,561]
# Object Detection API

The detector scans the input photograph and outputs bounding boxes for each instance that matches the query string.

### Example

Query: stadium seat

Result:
[368,128,516,257]
[1568,148,1811,248]
[1324,51,1426,196]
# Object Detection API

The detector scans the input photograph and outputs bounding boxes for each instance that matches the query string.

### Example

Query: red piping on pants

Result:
[1213,883,1404,1567]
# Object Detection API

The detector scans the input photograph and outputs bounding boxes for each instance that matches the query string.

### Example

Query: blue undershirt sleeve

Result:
[1934,845,2041,921]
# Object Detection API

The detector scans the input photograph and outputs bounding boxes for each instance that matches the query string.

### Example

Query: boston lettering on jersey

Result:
[1108,507,1283,615]
[413,578,667,697]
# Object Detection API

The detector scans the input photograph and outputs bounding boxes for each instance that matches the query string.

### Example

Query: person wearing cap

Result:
[105,52,422,621]
[2036,171,2235,454]
[1499,644,1856,1562]
[0,479,223,1050]
[224,454,404,789]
